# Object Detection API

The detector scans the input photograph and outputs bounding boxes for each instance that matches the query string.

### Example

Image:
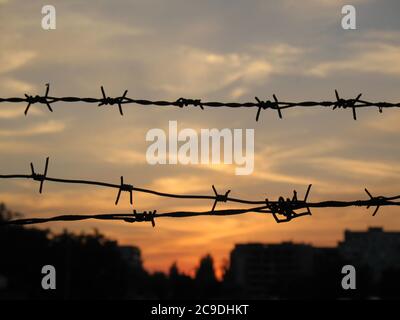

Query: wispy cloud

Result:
[0,51,36,74]
[310,43,400,77]
[0,106,42,119]
[155,43,304,98]
[0,120,65,137]
[365,114,400,133]
[0,78,34,94]
[309,157,400,179]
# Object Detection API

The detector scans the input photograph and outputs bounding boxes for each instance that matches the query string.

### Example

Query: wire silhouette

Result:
[1,84,399,120]
[1,157,400,226]
[0,207,267,227]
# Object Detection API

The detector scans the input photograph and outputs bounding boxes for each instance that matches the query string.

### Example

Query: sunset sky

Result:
[1,0,400,276]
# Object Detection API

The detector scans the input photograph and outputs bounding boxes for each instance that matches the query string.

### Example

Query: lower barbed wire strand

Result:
[0,206,271,226]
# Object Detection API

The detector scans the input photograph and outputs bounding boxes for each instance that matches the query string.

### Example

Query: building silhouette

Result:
[229,242,315,298]
[338,227,400,282]
[226,227,400,299]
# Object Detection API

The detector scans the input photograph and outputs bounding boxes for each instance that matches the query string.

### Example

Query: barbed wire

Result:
[0,157,262,210]
[0,84,399,120]
[1,157,399,225]
[0,207,268,227]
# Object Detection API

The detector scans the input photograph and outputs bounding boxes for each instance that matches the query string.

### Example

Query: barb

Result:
[24,83,53,116]
[211,185,231,212]
[124,210,157,227]
[30,157,50,194]
[364,188,385,216]
[176,98,204,110]
[333,90,362,120]
[115,176,133,206]
[255,94,281,121]
[266,184,312,223]
[1,160,400,225]
[98,86,128,116]
[1,85,400,120]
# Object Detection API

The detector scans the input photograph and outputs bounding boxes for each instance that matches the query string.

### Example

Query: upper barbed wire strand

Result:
[0,84,399,120]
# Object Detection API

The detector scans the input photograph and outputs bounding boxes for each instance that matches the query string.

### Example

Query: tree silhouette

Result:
[195,254,220,299]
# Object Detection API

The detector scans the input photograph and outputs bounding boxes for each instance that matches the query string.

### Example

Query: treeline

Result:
[0,203,225,299]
